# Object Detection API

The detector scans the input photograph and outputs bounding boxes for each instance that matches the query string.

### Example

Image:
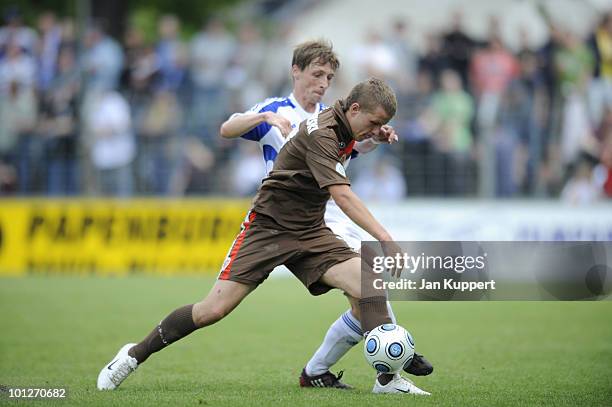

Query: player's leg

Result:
[97,279,253,390]
[303,256,399,379]
[130,279,254,364]
[97,210,279,390]
[358,245,433,378]
[298,257,364,388]
[296,227,391,388]
[302,294,362,386]
[303,294,397,376]
[319,257,392,333]
[319,258,431,395]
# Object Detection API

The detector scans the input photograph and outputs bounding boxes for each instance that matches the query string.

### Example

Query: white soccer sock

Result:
[306,301,396,376]
[305,301,397,376]
[305,309,362,376]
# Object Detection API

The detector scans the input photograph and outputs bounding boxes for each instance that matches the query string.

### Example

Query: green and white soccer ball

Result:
[364,323,415,373]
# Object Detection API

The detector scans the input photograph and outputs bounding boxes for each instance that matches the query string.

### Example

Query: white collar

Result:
[289,93,320,119]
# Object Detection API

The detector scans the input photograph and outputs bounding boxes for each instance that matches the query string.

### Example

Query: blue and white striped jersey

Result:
[235,93,361,174]
[232,93,324,174]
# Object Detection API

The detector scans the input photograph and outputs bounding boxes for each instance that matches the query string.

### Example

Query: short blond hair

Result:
[292,39,340,71]
[346,77,397,118]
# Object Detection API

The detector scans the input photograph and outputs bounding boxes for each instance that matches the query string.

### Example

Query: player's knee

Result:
[192,302,229,327]
[209,305,230,324]
[341,282,361,300]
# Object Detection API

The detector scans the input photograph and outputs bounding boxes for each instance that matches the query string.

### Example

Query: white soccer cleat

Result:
[372,373,431,395]
[97,343,138,390]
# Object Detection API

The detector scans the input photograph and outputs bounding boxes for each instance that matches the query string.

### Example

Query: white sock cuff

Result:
[341,309,363,339]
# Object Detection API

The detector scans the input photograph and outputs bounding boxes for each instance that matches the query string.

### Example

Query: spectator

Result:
[225,22,267,110]
[419,32,447,87]
[0,80,38,194]
[561,158,601,205]
[121,26,153,90]
[155,14,187,92]
[429,69,475,195]
[168,136,215,195]
[135,90,183,195]
[536,21,564,148]
[81,22,124,92]
[0,6,37,55]
[0,39,36,93]
[431,70,475,154]
[39,45,80,195]
[58,17,76,48]
[504,52,547,195]
[385,19,418,91]
[36,11,62,91]
[555,30,594,98]
[122,28,158,125]
[495,81,529,197]
[83,89,135,196]
[260,22,293,96]
[560,88,595,167]
[190,18,236,90]
[399,70,436,195]
[587,12,612,125]
[470,36,519,128]
[441,10,477,88]
[352,29,399,83]
[190,18,236,135]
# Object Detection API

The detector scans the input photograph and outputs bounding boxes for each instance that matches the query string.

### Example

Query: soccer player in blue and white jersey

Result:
[219,40,433,393]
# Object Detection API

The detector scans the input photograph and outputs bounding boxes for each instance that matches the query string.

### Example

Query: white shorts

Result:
[324,199,371,251]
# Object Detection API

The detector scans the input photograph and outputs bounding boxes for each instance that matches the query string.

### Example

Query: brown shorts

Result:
[218,210,359,295]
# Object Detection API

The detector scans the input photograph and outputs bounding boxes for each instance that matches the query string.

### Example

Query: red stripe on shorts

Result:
[219,211,257,280]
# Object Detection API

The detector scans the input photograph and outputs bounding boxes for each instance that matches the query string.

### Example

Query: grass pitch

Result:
[1,275,611,406]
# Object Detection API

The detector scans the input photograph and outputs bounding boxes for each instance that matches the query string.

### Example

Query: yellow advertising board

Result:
[0,199,250,275]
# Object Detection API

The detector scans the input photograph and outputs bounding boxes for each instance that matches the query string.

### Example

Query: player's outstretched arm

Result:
[329,183,404,276]
[328,183,392,242]
[220,111,292,138]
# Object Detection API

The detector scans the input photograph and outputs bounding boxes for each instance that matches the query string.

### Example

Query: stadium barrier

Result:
[367,200,612,242]
[0,199,610,275]
[0,199,250,275]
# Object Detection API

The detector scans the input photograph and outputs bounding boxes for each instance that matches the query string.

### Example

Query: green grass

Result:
[1,276,611,406]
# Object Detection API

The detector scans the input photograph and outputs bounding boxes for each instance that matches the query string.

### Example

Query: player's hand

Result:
[381,240,404,278]
[373,125,399,145]
[265,112,293,138]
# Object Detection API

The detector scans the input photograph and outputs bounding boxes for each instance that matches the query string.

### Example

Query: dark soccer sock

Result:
[359,296,395,384]
[128,304,197,364]
[358,296,392,334]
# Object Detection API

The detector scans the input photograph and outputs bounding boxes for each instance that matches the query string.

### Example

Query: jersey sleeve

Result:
[228,109,272,142]
[237,98,292,142]
[305,130,351,189]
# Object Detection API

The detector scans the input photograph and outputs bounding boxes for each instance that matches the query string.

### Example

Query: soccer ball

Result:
[363,323,415,373]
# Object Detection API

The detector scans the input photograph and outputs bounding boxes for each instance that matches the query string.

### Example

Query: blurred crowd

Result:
[0,6,611,204]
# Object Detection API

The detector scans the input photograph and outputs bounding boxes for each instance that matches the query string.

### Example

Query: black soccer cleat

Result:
[299,368,353,389]
[404,353,434,376]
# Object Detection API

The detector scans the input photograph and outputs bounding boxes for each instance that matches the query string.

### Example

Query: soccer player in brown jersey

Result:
[218,40,432,391]
[97,78,431,395]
